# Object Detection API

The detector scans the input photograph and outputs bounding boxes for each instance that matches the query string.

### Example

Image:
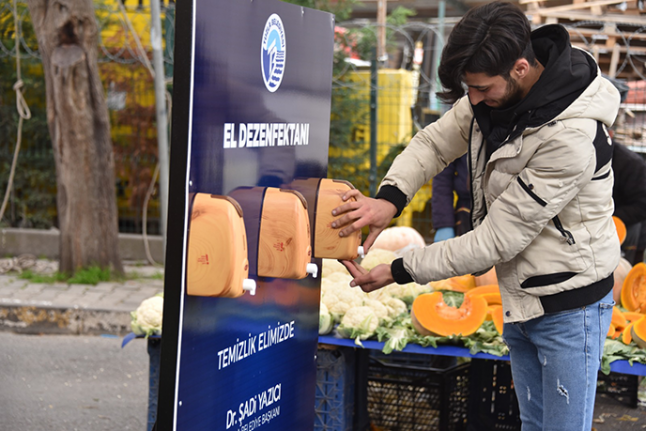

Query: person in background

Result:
[431,154,472,242]
[612,142,646,264]
[331,2,620,430]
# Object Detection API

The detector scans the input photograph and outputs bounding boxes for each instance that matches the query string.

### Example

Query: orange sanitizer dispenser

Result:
[313,179,364,260]
[291,178,364,260]
[186,194,256,297]
[257,188,317,279]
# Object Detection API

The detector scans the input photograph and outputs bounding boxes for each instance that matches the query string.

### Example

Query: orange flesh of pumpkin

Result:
[612,307,628,330]
[465,285,500,297]
[411,291,488,337]
[621,263,646,312]
[451,274,477,290]
[622,322,635,345]
[623,311,644,322]
[607,323,616,338]
[631,316,646,348]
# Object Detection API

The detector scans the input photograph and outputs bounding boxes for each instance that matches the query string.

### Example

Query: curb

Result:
[0,303,131,336]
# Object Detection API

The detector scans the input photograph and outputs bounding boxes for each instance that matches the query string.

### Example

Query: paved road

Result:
[0,332,149,431]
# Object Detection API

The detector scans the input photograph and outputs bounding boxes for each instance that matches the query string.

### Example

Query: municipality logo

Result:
[261,14,286,92]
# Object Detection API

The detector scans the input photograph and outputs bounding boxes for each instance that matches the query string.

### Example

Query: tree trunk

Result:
[26,0,123,275]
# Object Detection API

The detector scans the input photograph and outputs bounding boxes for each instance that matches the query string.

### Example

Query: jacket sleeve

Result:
[401,124,599,283]
[376,97,472,214]
[431,162,457,230]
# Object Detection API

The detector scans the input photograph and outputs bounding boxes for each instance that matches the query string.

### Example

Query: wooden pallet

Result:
[523,0,646,78]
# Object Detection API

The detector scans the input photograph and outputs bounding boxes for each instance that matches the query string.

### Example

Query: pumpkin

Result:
[411,291,488,337]
[613,216,627,245]
[623,311,644,322]
[621,262,646,312]
[630,316,646,348]
[607,323,616,339]
[622,322,635,345]
[465,285,502,306]
[613,258,633,303]
[372,226,426,252]
[430,275,476,293]
[611,306,628,330]
[475,267,498,287]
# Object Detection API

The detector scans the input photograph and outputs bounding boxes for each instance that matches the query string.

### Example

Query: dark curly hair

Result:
[437,1,536,104]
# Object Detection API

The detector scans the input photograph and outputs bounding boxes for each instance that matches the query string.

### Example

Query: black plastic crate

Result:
[366,352,470,431]
[467,359,521,431]
[597,370,640,408]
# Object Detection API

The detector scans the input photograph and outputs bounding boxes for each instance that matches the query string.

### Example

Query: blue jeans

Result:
[502,290,614,431]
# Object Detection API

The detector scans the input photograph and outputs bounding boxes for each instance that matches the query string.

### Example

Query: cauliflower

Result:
[322,259,348,277]
[324,271,353,285]
[364,298,389,322]
[131,293,163,337]
[319,302,334,335]
[360,248,397,271]
[382,282,430,305]
[382,296,408,319]
[328,288,364,322]
[337,306,379,345]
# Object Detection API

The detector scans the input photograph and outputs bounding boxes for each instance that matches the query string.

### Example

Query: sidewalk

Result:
[0,257,163,336]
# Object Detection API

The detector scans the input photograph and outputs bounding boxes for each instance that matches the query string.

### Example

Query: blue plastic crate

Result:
[314,347,356,431]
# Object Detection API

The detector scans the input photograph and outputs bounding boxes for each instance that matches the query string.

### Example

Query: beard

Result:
[496,77,525,110]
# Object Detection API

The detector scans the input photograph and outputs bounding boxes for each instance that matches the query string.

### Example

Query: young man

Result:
[332,2,620,430]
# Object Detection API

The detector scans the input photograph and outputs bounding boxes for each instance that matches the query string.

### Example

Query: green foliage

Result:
[20,266,114,285]
[67,266,113,285]
[19,270,68,284]
[280,0,356,21]
[0,5,57,229]
[351,7,416,61]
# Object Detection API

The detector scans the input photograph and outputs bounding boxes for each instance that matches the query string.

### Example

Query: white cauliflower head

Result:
[382,296,408,319]
[360,248,397,271]
[322,259,348,277]
[337,306,379,343]
[319,302,334,335]
[131,294,164,337]
[364,299,389,322]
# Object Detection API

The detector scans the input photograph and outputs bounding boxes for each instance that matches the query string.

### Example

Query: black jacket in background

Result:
[613,143,646,226]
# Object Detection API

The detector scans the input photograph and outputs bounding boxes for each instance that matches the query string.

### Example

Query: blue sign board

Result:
[158,1,334,430]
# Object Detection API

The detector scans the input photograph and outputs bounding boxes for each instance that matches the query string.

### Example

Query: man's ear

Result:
[513,58,530,79]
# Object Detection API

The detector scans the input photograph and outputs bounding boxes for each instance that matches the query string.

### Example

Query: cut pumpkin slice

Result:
[621,262,646,312]
[411,291,488,337]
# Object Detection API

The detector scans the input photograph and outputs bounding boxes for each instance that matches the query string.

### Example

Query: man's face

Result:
[463,71,524,109]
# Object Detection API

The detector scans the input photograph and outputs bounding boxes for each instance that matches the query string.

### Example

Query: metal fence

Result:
[2,2,646,240]
[0,0,175,234]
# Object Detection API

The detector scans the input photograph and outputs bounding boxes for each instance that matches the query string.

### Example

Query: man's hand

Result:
[340,260,395,293]
[331,189,397,252]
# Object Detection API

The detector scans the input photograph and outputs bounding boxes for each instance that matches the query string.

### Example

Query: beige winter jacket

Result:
[380,71,621,323]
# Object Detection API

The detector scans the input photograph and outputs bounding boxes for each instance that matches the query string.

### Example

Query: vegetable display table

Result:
[318,335,646,376]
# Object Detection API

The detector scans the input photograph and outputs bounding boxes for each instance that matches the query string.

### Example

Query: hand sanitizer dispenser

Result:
[290,178,363,260]
[186,193,256,297]
[257,188,316,279]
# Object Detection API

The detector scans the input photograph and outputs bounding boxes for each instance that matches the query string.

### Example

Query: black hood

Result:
[472,25,598,158]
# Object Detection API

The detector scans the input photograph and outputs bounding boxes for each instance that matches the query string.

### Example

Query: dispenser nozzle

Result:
[306,263,318,278]
[242,279,257,296]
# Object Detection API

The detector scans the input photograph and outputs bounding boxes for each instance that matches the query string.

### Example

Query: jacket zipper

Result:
[552,215,576,245]
[467,119,478,227]
[516,177,547,206]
